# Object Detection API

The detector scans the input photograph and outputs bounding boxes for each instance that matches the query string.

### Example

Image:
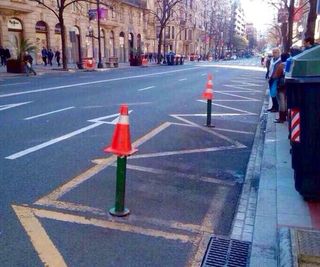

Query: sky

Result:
[241,0,277,33]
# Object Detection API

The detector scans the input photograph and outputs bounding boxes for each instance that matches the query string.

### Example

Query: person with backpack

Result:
[23,51,36,76]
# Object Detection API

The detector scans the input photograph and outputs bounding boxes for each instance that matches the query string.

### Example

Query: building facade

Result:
[0,0,157,65]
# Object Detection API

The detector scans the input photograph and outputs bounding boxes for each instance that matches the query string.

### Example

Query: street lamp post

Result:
[97,0,103,68]
[88,1,103,68]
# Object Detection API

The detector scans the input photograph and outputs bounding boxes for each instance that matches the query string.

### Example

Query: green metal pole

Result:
[109,156,130,216]
[206,99,214,127]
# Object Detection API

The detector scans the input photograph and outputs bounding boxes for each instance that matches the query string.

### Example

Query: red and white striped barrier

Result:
[291,108,301,143]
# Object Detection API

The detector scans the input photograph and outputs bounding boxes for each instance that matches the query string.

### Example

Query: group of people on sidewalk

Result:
[22,47,62,76]
[41,47,61,67]
[265,37,318,123]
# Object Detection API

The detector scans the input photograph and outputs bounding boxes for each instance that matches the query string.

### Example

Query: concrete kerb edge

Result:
[230,85,269,242]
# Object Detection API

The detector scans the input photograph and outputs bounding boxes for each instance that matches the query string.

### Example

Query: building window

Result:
[171,26,175,39]
[188,29,192,40]
[120,7,124,22]
[165,26,170,39]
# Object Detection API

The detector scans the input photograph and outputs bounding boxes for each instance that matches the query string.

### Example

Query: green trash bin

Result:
[285,45,320,199]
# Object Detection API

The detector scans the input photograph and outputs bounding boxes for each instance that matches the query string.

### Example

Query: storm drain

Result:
[201,236,251,267]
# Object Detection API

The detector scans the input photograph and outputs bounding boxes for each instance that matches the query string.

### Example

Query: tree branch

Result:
[29,0,59,19]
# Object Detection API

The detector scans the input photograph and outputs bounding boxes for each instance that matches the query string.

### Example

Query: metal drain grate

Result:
[201,236,251,267]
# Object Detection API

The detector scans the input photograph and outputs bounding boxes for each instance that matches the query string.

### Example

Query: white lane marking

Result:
[24,106,75,120]
[214,91,260,101]
[178,78,187,81]
[171,113,257,117]
[231,80,261,87]
[214,100,259,102]
[201,73,206,76]
[0,101,32,111]
[7,111,135,159]
[88,110,132,124]
[138,86,155,91]
[129,145,241,159]
[5,122,104,160]
[223,85,261,92]
[0,82,30,86]
[211,102,255,114]
[174,115,248,149]
[35,122,172,204]
[12,205,67,267]
[198,64,265,72]
[217,90,260,93]
[0,67,200,98]
[123,164,237,186]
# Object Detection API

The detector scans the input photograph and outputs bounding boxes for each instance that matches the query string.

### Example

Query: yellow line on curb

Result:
[12,205,67,267]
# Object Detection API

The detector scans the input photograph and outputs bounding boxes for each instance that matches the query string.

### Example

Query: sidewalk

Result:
[250,108,320,266]
[0,61,163,79]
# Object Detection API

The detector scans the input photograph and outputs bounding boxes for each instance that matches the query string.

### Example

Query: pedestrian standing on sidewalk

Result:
[303,36,318,50]
[55,49,61,67]
[4,47,11,65]
[265,54,272,79]
[0,46,5,66]
[41,47,48,66]
[23,52,36,76]
[48,49,54,66]
[267,48,281,112]
[274,52,290,123]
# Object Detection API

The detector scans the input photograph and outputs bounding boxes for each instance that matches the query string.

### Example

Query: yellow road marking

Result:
[12,205,67,267]
[36,122,172,204]
[32,207,196,243]
[35,155,117,205]
[35,199,211,234]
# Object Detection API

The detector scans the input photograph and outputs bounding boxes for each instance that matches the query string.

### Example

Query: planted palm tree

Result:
[7,36,37,73]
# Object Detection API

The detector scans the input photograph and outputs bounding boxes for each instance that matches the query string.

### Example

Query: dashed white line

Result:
[138,86,155,91]
[24,107,75,120]
[0,101,32,111]
[0,82,30,87]
[179,78,187,81]
[0,67,200,98]
[5,122,104,160]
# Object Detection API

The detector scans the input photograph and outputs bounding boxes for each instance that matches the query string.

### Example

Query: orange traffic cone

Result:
[202,74,214,100]
[104,104,137,156]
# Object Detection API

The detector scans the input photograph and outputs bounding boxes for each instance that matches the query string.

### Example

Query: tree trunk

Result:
[305,0,317,39]
[281,22,288,51]
[285,0,295,52]
[157,27,164,64]
[60,16,68,70]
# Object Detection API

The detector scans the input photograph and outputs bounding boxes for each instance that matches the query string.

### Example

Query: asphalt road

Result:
[0,58,267,267]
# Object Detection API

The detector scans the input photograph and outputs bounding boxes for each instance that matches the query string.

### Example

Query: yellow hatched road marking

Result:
[12,205,67,267]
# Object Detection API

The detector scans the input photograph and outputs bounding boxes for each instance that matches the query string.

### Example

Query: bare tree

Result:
[206,0,232,59]
[29,0,114,70]
[305,0,317,38]
[149,0,184,63]
[268,0,318,51]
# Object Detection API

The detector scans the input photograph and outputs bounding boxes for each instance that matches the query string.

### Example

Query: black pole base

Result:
[97,62,104,69]
[109,207,130,217]
[204,124,215,128]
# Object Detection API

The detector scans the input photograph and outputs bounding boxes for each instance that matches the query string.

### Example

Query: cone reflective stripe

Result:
[202,81,214,100]
[291,108,301,143]
[104,104,137,156]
